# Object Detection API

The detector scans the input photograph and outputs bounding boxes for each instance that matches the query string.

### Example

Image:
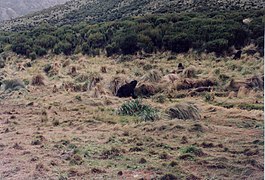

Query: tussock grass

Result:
[88,72,103,90]
[166,103,201,120]
[31,74,45,86]
[1,79,25,91]
[182,66,197,78]
[117,99,159,121]
[142,69,162,83]
[109,76,128,95]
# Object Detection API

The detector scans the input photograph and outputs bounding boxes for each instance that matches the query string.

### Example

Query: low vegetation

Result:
[166,103,201,120]
[117,99,159,121]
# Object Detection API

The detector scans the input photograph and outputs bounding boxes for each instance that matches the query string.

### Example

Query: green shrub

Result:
[88,32,106,48]
[117,99,159,121]
[205,38,229,54]
[137,34,154,53]
[2,10,264,57]
[29,52,37,60]
[179,145,204,156]
[35,46,47,56]
[36,35,57,49]
[106,43,119,57]
[81,43,90,55]
[54,41,73,55]
[167,33,192,53]
[119,33,139,55]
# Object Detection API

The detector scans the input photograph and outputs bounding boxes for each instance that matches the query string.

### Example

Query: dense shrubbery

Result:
[0,10,263,58]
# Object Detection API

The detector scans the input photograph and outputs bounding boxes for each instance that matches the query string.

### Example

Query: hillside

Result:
[0,0,263,31]
[0,1,264,179]
[0,51,264,179]
[0,0,70,22]
[0,10,263,63]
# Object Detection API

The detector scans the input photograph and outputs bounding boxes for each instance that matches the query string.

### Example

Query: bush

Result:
[3,10,264,57]
[12,43,31,56]
[205,39,229,54]
[182,66,197,78]
[54,41,73,55]
[169,33,192,53]
[106,43,119,57]
[36,35,57,49]
[81,43,90,55]
[35,46,47,56]
[117,99,159,121]
[137,34,154,53]
[29,52,37,60]
[119,33,139,55]
[88,32,106,48]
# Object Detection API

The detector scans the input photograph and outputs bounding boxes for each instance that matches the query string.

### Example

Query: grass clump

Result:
[182,66,197,78]
[1,79,25,91]
[166,103,201,120]
[142,69,162,83]
[238,103,264,111]
[179,145,204,156]
[204,92,215,102]
[31,74,45,86]
[117,99,159,121]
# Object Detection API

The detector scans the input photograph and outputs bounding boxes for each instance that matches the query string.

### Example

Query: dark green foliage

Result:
[54,41,73,55]
[205,39,229,55]
[119,33,139,55]
[0,46,3,54]
[35,46,47,56]
[106,43,119,57]
[81,43,90,55]
[0,10,263,57]
[29,52,37,60]
[117,99,159,121]
[35,35,57,49]
[164,33,192,53]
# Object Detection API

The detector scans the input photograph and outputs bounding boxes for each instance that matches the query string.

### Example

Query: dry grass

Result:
[166,103,201,120]
[88,72,103,91]
[141,69,162,83]
[161,74,180,83]
[109,76,128,95]
[31,74,45,86]
[135,82,158,97]
[0,53,263,179]
[182,66,197,78]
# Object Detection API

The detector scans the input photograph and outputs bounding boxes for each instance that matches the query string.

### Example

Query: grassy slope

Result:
[0,52,263,179]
